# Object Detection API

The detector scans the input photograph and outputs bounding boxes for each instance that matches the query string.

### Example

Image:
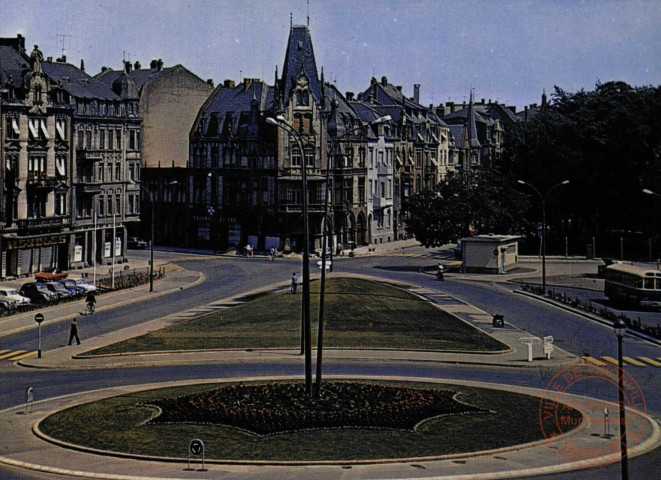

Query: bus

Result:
[604,263,661,307]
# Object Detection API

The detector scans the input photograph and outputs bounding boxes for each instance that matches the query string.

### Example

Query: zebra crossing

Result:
[0,349,37,362]
[582,355,661,368]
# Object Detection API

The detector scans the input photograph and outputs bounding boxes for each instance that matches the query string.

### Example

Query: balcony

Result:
[17,216,65,231]
[372,195,393,210]
[76,148,104,161]
[278,203,325,214]
[26,173,61,190]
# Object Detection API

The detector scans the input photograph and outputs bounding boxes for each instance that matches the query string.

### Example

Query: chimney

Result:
[150,59,158,69]
[47,56,52,63]
[17,34,25,53]
[223,79,235,88]
[413,84,420,104]
[488,98,492,104]
[207,78,214,87]
[101,66,108,72]
[346,91,354,101]
[481,98,485,104]
[80,59,85,71]
[368,94,374,104]
[244,78,252,91]
[134,61,141,70]
[57,55,66,63]
[156,59,163,71]
[381,76,388,86]
[124,61,132,74]
[396,86,402,92]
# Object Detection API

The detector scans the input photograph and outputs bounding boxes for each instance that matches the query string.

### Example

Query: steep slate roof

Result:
[0,45,29,90]
[198,81,274,138]
[358,79,424,111]
[42,61,120,100]
[323,83,361,138]
[96,67,174,93]
[280,25,322,106]
[448,124,466,148]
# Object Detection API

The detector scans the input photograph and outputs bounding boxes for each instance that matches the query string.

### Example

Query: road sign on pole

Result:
[34,314,44,358]
[187,438,206,471]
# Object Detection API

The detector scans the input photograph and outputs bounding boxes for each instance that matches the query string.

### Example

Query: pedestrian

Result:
[291,272,298,294]
[68,318,80,345]
[270,247,276,261]
[436,264,444,281]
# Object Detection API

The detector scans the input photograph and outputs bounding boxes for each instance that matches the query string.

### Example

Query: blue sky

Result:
[2,0,659,109]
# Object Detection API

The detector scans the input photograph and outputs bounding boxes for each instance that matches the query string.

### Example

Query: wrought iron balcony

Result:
[16,216,65,231]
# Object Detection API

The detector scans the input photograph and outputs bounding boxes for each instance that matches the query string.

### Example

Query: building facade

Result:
[0,35,139,278]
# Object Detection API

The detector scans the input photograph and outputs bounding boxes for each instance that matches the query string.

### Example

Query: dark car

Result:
[20,283,57,304]
[43,282,73,301]
[127,237,148,249]
[57,279,85,298]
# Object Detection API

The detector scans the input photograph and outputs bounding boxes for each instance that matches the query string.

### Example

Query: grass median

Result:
[89,277,507,355]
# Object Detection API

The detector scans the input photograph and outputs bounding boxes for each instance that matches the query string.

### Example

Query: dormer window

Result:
[296,90,309,106]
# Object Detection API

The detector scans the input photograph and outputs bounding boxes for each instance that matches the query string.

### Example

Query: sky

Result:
[2,0,660,110]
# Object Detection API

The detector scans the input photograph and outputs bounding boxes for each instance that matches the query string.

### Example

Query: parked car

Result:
[43,282,74,301]
[0,297,17,313]
[57,280,85,298]
[127,237,148,249]
[72,278,97,293]
[35,268,69,282]
[20,283,57,304]
[0,288,31,307]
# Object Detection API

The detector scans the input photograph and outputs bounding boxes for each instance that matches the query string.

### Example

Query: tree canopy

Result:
[403,169,530,248]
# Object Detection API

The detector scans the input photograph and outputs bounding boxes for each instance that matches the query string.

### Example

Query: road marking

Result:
[0,350,26,360]
[600,356,621,367]
[623,356,646,367]
[0,349,10,356]
[10,351,37,361]
[583,356,607,367]
[639,357,661,367]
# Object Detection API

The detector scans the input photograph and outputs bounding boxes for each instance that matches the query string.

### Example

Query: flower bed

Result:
[144,382,488,435]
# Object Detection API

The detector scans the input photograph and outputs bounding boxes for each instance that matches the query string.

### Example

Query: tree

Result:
[403,169,530,247]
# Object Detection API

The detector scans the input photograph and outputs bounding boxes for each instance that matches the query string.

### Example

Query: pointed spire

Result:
[541,88,548,107]
[274,65,281,109]
[466,89,481,148]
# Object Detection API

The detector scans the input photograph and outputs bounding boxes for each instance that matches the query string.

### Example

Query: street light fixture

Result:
[517,179,570,294]
[643,188,661,198]
[314,113,391,396]
[266,115,313,395]
[613,317,629,480]
[130,180,155,292]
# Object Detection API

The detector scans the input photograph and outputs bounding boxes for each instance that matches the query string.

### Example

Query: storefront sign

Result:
[4,234,67,250]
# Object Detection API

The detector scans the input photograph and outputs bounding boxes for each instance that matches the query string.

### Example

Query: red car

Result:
[35,268,69,282]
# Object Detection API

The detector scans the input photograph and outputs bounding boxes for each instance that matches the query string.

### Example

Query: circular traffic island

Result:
[37,380,582,463]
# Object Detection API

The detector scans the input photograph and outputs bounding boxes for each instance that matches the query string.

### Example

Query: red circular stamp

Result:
[539,361,647,467]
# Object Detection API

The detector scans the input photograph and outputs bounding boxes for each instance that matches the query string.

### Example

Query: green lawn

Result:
[89,277,507,355]
[38,380,581,461]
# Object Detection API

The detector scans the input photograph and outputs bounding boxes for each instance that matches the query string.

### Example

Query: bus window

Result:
[645,278,655,290]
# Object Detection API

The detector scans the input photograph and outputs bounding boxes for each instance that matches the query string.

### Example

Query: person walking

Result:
[291,272,298,294]
[86,292,96,314]
[68,318,81,345]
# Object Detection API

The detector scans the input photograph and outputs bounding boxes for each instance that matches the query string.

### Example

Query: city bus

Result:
[604,263,661,307]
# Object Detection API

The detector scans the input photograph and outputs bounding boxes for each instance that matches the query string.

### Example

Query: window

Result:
[359,148,366,167]
[55,155,67,178]
[291,146,302,167]
[98,163,104,182]
[296,91,309,106]
[107,197,113,215]
[86,130,92,149]
[358,177,365,202]
[77,129,84,148]
[378,151,384,166]
[55,119,67,140]
[369,148,374,167]
[380,181,385,198]
[6,116,19,140]
[27,156,46,175]
[55,193,66,215]
[129,163,135,181]
[305,147,314,167]
[28,119,41,140]
[99,196,104,216]
[116,195,121,215]
[128,195,134,214]
[108,129,113,149]
[99,130,105,149]
[115,163,121,181]
[129,130,139,150]
[116,130,121,150]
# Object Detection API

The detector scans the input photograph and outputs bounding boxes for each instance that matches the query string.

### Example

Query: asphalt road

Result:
[0,248,659,479]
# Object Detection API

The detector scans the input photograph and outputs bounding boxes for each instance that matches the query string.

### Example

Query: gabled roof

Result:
[42,61,120,101]
[280,25,322,106]
[96,66,175,93]
[323,83,362,139]
[197,81,274,138]
[0,44,30,92]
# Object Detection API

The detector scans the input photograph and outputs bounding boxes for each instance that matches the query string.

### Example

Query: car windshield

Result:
[8,290,20,296]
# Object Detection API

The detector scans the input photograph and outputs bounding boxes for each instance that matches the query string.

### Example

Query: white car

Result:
[72,278,98,293]
[0,288,31,306]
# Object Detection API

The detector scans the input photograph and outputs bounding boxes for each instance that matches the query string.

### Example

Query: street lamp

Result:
[613,317,629,480]
[266,115,313,394]
[314,113,391,395]
[517,179,570,294]
[130,180,155,292]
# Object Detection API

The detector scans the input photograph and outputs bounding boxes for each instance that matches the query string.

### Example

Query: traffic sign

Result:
[189,438,204,456]
[34,313,44,324]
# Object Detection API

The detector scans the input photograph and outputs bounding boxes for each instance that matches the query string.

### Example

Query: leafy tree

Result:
[403,169,530,247]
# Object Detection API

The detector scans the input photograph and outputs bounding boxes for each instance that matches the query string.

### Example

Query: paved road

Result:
[0,248,659,479]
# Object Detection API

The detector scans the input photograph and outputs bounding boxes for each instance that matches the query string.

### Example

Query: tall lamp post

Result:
[130,180,155,292]
[613,318,629,480]
[517,179,570,294]
[266,115,313,394]
[314,113,391,395]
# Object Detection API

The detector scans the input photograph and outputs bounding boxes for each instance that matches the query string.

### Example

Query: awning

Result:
[28,120,39,139]
[431,132,439,142]
[40,119,50,139]
[278,175,326,181]
[55,157,66,177]
[56,120,66,140]
[417,133,425,142]
[430,157,439,166]
[11,118,19,136]
[395,154,403,166]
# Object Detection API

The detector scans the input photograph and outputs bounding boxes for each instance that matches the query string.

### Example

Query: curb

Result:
[514,290,661,347]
